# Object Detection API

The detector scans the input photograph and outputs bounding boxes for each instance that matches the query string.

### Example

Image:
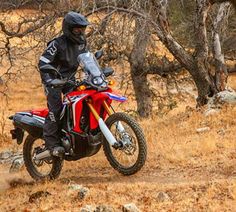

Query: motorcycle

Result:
[9,50,147,181]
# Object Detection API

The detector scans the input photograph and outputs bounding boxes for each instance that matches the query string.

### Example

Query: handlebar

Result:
[49,78,88,88]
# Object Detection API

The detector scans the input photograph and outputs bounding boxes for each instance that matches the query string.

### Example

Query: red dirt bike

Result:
[9,50,147,181]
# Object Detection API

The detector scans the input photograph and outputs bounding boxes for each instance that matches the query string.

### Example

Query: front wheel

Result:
[103,113,147,175]
[23,135,63,181]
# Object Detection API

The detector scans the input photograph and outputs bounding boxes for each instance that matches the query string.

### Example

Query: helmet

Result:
[62,11,90,44]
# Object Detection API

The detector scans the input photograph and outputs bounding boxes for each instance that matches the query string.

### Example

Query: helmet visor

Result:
[72,27,86,35]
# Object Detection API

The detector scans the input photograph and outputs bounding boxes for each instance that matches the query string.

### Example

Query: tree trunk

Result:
[152,0,217,105]
[130,18,152,118]
[212,2,231,91]
[192,0,217,105]
[210,0,236,8]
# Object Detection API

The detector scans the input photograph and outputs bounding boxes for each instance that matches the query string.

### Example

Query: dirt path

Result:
[0,152,236,211]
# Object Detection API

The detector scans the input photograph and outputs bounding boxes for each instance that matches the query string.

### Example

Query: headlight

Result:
[92,76,104,85]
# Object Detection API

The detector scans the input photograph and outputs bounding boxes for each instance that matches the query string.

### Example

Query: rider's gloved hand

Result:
[40,72,55,86]
[47,79,66,88]
[45,78,53,86]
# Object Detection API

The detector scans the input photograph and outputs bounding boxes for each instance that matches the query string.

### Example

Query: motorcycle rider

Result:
[38,11,90,157]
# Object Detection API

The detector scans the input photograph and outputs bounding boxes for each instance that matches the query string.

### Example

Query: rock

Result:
[196,127,210,133]
[77,187,89,200]
[207,89,236,110]
[68,184,84,191]
[204,109,219,116]
[122,203,140,212]
[216,90,236,104]
[29,191,51,203]
[95,205,114,212]
[156,191,171,202]
[9,157,24,173]
[0,151,13,160]
[68,184,89,200]
[0,151,23,165]
[80,205,114,212]
[80,205,95,212]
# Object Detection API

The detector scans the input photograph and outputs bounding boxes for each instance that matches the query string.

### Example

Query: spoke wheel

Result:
[103,113,147,175]
[23,135,63,181]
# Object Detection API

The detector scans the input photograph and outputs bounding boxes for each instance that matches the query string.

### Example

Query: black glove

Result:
[40,72,54,86]
[47,79,67,88]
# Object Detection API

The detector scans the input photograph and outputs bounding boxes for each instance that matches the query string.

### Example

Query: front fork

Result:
[103,101,125,133]
[86,100,124,148]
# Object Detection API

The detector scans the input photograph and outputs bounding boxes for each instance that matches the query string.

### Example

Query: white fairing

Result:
[98,118,117,146]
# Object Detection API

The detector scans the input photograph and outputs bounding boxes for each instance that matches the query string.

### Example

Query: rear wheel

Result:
[103,113,147,175]
[23,135,63,181]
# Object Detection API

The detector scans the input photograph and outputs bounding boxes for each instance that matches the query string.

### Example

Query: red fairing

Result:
[89,91,112,130]
[67,88,112,133]
[66,90,94,133]
[31,109,48,117]
[29,88,117,133]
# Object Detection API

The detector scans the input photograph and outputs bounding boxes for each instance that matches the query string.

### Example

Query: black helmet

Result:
[62,11,90,44]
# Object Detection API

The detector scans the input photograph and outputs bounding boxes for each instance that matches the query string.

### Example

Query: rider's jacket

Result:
[38,34,87,84]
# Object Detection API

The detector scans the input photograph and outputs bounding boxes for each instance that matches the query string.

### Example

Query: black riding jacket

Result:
[38,34,87,84]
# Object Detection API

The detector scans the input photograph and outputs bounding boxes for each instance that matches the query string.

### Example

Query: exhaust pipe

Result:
[34,150,51,160]
[98,118,118,147]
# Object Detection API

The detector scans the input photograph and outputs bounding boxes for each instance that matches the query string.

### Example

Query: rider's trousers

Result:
[43,85,73,150]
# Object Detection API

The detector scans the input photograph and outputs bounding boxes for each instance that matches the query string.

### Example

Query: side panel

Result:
[72,98,84,133]
[68,90,96,133]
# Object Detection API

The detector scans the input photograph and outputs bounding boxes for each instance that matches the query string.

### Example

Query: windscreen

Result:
[77,52,102,77]
[77,51,107,89]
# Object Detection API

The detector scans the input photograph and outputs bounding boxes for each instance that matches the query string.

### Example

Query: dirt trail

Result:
[0,149,236,211]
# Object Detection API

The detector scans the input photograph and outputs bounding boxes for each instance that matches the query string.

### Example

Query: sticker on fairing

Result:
[105,92,127,102]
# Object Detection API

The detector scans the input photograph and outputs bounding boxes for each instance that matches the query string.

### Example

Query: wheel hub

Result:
[118,133,136,155]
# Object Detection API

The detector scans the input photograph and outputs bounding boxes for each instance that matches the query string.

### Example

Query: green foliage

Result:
[168,0,196,48]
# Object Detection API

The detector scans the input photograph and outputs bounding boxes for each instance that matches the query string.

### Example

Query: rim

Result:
[108,120,139,168]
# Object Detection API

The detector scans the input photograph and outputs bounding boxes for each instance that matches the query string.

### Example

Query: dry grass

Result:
[0,70,236,211]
